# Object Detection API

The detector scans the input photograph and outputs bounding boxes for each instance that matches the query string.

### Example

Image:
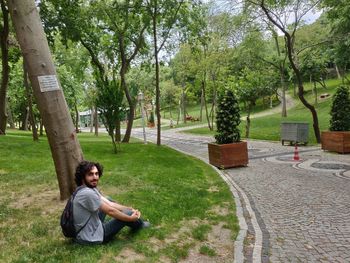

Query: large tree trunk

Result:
[8,0,84,200]
[0,0,9,135]
[23,60,38,141]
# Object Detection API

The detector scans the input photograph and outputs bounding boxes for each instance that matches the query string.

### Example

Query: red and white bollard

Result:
[293,143,300,161]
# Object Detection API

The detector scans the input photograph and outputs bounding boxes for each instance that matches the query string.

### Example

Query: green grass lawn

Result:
[0,130,238,263]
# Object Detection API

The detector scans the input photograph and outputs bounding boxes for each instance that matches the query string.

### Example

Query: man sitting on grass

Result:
[73,160,150,244]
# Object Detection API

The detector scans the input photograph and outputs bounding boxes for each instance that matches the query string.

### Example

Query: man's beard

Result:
[84,179,98,188]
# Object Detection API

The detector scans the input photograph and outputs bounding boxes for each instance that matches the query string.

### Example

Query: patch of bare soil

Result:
[181,222,234,263]
[8,186,62,215]
[208,204,231,217]
[114,248,146,262]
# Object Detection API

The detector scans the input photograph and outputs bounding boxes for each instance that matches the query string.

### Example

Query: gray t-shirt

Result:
[73,187,104,244]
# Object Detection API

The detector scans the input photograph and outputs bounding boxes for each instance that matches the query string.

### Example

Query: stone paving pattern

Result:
[131,128,350,262]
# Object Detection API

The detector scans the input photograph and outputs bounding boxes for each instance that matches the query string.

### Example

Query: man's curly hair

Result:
[75,160,103,186]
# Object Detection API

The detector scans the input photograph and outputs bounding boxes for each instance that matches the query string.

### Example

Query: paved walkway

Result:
[131,127,350,263]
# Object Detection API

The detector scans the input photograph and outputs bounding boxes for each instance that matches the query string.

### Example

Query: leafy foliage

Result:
[215,89,241,144]
[329,85,350,131]
[96,79,124,153]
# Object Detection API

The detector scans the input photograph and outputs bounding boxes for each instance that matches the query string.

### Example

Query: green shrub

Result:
[215,90,241,144]
[329,85,350,131]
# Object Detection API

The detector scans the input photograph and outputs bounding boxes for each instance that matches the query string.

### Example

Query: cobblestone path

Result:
[131,127,350,263]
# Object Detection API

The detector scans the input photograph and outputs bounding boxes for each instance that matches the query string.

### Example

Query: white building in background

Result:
[79,110,103,128]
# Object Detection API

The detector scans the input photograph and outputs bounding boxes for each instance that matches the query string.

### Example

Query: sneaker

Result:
[141,221,151,229]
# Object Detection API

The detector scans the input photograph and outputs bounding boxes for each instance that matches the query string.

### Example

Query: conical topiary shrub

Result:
[208,89,248,168]
[215,89,241,144]
[329,85,350,131]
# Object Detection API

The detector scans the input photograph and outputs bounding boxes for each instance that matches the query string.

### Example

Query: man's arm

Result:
[99,198,140,222]
[100,195,135,212]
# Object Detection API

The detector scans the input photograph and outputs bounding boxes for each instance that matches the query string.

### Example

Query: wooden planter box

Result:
[321,131,350,154]
[208,141,248,169]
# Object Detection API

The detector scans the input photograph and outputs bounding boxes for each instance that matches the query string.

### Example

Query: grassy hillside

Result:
[183,76,348,144]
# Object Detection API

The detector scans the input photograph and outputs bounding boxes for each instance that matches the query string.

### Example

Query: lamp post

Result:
[138,91,147,144]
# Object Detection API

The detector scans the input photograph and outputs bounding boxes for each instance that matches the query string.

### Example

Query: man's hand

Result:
[130,209,141,221]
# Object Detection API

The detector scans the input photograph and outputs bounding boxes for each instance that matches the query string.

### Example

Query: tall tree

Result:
[102,0,150,142]
[8,0,83,200]
[0,0,9,134]
[243,0,322,143]
[146,0,186,145]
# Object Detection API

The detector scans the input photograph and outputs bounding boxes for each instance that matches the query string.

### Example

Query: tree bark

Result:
[0,0,9,134]
[8,0,84,199]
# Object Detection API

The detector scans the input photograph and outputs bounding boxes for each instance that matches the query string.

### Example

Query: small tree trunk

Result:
[74,100,79,133]
[6,97,15,129]
[120,66,134,143]
[202,80,212,130]
[335,63,341,79]
[115,118,121,142]
[200,88,204,122]
[8,0,84,199]
[20,107,29,130]
[177,100,181,125]
[90,107,94,133]
[94,105,98,136]
[152,4,161,146]
[182,85,186,124]
[245,105,251,138]
[313,81,318,106]
[0,0,9,135]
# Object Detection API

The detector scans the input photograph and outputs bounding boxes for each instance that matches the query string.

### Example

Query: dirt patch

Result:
[208,186,220,192]
[114,248,146,262]
[208,204,231,217]
[8,187,62,214]
[181,222,233,263]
